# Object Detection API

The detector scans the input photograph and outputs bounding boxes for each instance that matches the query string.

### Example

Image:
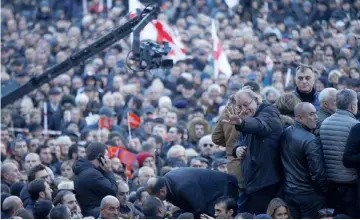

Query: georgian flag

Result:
[129,0,186,63]
[211,19,232,79]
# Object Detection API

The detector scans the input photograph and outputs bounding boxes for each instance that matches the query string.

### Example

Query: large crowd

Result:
[1,0,360,219]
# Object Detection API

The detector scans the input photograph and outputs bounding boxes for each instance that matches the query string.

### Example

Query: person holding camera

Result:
[73,142,118,218]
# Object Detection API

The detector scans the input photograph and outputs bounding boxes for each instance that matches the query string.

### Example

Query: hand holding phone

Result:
[97,154,111,172]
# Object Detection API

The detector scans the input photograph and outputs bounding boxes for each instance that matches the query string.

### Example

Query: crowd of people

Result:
[1,0,360,219]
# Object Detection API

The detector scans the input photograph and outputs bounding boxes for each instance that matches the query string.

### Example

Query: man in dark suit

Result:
[147,168,239,218]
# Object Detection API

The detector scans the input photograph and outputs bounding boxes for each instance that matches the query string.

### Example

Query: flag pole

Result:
[127,112,132,140]
[43,102,48,136]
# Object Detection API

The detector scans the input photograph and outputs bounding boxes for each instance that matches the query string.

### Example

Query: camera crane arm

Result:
[1,5,160,108]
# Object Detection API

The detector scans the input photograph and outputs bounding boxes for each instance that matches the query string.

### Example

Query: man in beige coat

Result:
[212,97,243,190]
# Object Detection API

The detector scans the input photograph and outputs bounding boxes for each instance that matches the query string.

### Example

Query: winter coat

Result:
[163,168,239,217]
[343,123,360,174]
[314,107,334,136]
[233,104,283,194]
[73,158,118,217]
[212,111,243,188]
[320,110,359,183]
[281,122,328,194]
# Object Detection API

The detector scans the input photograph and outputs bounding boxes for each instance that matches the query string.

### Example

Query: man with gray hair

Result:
[99,196,120,219]
[2,196,23,219]
[319,89,359,218]
[315,88,337,136]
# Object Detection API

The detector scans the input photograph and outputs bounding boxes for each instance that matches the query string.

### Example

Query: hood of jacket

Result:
[73,158,98,175]
[187,117,211,142]
[280,115,294,126]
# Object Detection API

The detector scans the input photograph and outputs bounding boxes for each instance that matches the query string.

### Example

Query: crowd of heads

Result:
[1,0,360,219]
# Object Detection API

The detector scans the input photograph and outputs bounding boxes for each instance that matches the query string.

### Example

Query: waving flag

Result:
[128,112,141,128]
[108,146,137,178]
[211,19,232,79]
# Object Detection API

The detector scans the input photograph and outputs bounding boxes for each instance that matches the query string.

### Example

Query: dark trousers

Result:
[240,183,281,215]
[327,181,358,218]
[284,191,325,219]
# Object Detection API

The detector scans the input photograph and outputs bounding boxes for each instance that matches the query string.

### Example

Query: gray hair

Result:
[336,89,358,110]
[235,86,263,104]
[166,145,185,160]
[318,88,337,104]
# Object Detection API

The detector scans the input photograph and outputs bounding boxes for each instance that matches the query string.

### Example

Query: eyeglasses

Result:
[237,98,254,111]
[203,143,213,148]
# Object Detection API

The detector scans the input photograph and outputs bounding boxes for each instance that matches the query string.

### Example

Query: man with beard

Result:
[27,179,53,213]
[188,118,211,147]
[198,135,216,165]
[53,190,82,218]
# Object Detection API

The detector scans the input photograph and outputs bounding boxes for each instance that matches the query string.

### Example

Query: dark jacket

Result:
[280,122,328,194]
[163,168,238,217]
[314,107,334,136]
[233,104,283,194]
[294,88,320,110]
[343,123,360,173]
[73,158,118,217]
[20,184,32,209]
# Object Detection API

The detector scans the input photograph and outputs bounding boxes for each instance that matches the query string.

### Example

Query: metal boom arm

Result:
[1,6,159,108]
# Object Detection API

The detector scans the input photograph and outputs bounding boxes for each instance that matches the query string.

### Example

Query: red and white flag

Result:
[211,19,232,79]
[128,0,186,63]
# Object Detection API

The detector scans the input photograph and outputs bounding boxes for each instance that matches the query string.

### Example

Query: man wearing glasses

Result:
[223,86,283,215]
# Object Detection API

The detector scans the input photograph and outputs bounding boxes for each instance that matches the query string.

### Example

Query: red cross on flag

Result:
[128,0,186,63]
[211,19,232,79]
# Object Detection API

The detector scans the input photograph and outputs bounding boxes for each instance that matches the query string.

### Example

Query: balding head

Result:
[1,162,21,184]
[3,196,23,217]
[294,102,317,129]
[100,196,119,219]
[25,153,41,172]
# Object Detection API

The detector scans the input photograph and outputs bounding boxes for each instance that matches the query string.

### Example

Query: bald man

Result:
[24,153,41,172]
[1,162,21,188]
[280,102,327,219]
[116,181,144,219]
[147,168,238,218]
[2,196,23,219]
[99,196,120,219]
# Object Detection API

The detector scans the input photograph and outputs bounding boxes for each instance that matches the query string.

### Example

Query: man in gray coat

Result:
[314,88,337,136]
[320,89,359,218]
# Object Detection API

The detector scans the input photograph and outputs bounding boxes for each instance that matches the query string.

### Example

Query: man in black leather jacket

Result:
[280,102,328,219]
